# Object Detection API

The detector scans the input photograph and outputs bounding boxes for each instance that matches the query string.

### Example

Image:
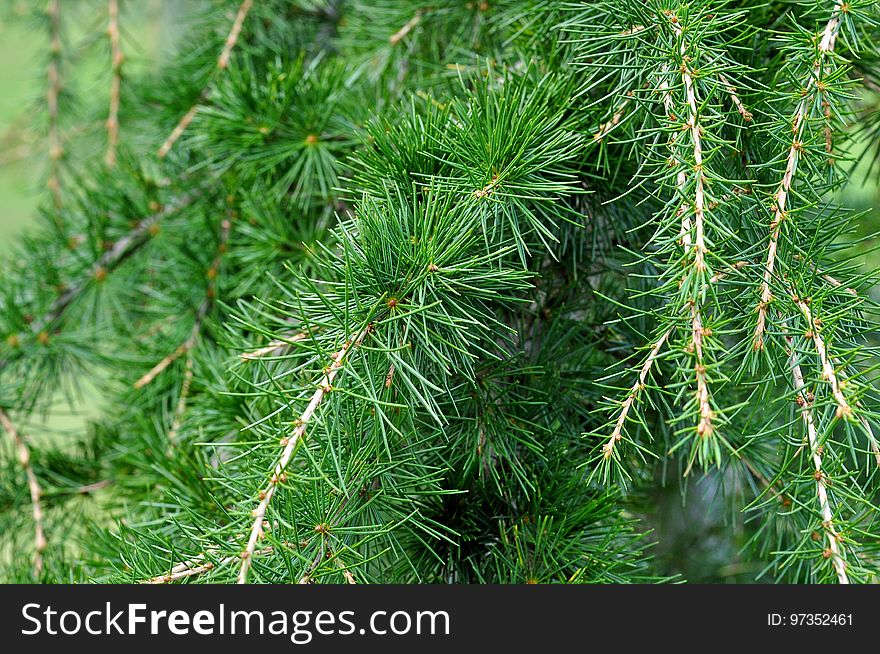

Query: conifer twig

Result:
[238,325,371,583]
[717,73,752,122]
[132,343,188,389]
[240,332,306,360]
[46,0,63,209]
[709,260,747,284]
[678,30,708,273]
[603,327,672,459]
[143,546,272,584]
[157,0,253,158]
[671,11,714,440]
[689,303,713,440]
[336,556,357,584]
[138,212,233,445]
[143,551,230,583]
[167,356,194,443]
[658,65,692,247]
[794,297,852,419]
[105,0,124,167]
[833,364,880,468]
[790,255,859,296]
[389,10,422,46]
[787,340,849,584]
[753,3,844,351]
[0,409,47,577]
[592,92,632,143]
[32,197,196,333]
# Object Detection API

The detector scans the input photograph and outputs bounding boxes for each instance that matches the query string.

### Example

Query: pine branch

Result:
[143,546,272,584]
[592,91,632,144]
[105,0,124,167]
[240,332,306,360]
[238,324,372,584]
[834,364,880,468]
[0,409,47,577]
[133,213,232,390]
[157,0,254,158]
[717,73,752,122]
[668,9,715,449]
[46,0,62,210]
[754,2,845,351]
[389,10,422,46]
[794,296,852,419]
[602,327,672,461]
[659,64,692,247]
[336,556,357,584]
[676,17,708,274]
[689,303,713,441]
[787,338,849,584]
[166,357,193,443]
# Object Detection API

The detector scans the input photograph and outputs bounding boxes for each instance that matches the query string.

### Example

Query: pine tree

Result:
[1,0,879,584]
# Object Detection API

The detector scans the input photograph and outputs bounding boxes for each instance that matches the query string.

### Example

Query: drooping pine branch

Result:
[157,0,254,158]
[105,0,124,167]
[46,0,63,210]
[239,324,371,584]
[0,409,47,577]
[787,339,849,584]
[754,2,845,351]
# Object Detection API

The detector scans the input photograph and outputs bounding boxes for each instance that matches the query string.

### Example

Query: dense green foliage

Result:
[1,0,879,584]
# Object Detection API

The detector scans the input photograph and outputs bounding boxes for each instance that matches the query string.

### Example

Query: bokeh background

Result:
[1,0,878,583]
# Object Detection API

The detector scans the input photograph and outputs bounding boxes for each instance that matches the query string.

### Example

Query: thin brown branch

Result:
[105,0,124,167]
[690,303,713,439]
[670,11,714,439]
[709,260,748,284]
[603,327,672,459]
[142,546,271,584]
[133,211,232,388]
[592,92,632,143]
[473,172,499,199]
[384,363,396,389]
[167,355,194,443]
[238,325,372,584]
[143,213,233,446]
[794,297,852,420]
[157,101,203,159]
[77,479,112,494]
[787,339,849,584]
[389,11,422,46]
[133,344,188,389]
[658,64,692,249]
[754,4,844,351]
[737,454,789,506]
[336,556,357,584]
[240,332,307,360]
[819,273,858,296]
[670,12,708,271]
[717,73,752,122]
[46,0,62,209]
[832,365,880,469]
[297,543,327,585]
[157,0,253,158]
[0,409,47,577]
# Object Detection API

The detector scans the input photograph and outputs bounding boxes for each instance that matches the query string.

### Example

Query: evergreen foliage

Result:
[1,0,879,584]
